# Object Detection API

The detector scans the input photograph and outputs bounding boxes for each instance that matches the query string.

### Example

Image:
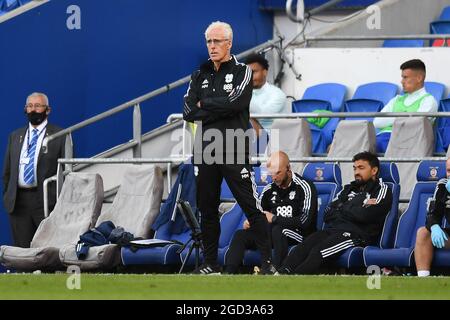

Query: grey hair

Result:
[26,92,49,106]
[204,21,233,42]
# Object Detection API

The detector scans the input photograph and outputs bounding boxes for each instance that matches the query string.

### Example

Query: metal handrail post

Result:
[43,176,57,217]
[64,133,74,173]
[56,162,64,198]
[167,162,173,194]
[133,103,142,158]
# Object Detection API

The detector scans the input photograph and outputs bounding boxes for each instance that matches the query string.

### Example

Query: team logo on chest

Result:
[223,74,233,92]
[201,79,209,89]
[289,191,296,200]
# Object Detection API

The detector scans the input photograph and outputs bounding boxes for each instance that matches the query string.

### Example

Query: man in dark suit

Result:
[3,92,66,247]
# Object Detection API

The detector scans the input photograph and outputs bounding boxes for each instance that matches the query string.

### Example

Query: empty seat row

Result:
[292,82,450,153]
[0,165,164,271]
[122,160,450,274]
[382,6,450,47]
[0,0,31,15]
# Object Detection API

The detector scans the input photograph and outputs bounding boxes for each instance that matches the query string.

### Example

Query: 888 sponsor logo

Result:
[276,205,293,218]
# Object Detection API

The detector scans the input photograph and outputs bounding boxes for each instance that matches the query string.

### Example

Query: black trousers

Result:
[196,162,271,266]
[281,229,362,274]
[225,224,302,273]
[9,188,45,248]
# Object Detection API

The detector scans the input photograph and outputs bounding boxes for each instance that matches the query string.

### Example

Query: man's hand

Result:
[197,101,202,108]
[264,211,274,223]
[243,219,250,230]
[431,224,448,248]
[363,198,378,207]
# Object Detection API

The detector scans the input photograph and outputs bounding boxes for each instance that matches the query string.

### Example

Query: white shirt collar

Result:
[406,87,426,98]
[28,119,48,134]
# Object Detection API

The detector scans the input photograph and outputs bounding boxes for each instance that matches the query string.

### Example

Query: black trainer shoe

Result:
[276,266,292,275]
[192,263,221,275]
[261,264,278,275]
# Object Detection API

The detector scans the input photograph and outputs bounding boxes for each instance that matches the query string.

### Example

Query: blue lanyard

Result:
[26,127,46,156]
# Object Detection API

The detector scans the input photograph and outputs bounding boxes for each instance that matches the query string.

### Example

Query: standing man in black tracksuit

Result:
[414,158,450,277]
[277,151,392,275]
[183,21,272,274]
[225,151,317,273]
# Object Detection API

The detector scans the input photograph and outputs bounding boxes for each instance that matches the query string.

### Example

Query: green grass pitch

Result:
[0,274,449,300]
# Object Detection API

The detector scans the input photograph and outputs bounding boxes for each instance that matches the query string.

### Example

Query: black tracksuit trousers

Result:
[196,162,271,266]
[280,229,362,274]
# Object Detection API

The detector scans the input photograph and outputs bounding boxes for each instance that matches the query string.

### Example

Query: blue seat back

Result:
[297,83,347,113]
[424,82,446,103]
[1,0,20,11]
[344,82,398,120]
[430,21,450,46]
[439,6,450,20]
[218,204,246,248]
[352,82,398,106]
[394,161,447,249]
[302,162,342,230]
[292,99,331,113]
[377,162,400,249]
[382,39,425,47]
[437,97,450,151]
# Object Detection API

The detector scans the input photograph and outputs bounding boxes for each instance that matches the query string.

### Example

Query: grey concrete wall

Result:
[305,0,450,47]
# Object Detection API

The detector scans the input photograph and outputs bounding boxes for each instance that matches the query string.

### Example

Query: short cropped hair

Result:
[400,59,426,73]
[204,21,233,42]
[26,92,49,106]
[245,53,269,70]
[352,151,380,175]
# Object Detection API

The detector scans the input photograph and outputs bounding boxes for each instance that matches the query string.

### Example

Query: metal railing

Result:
[41,38,283,158]
[295,34,450,47]
[40,31,450,215]
[168,111,450,158]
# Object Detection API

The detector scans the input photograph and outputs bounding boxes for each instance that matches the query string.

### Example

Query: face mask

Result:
[446,179,450,193]
[27,111,47,126]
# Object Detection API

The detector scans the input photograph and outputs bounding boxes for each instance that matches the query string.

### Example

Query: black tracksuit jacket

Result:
[426,178,450,231]
[183,55,253,162]
[323,178,393,245]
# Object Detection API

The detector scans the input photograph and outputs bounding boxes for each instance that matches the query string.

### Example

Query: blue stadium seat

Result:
[430,21,450,46]
[424,82,446,103]
[180,203,244,266]
[302,162,342,230]
[292,83,346,153]
[439,6,450,20]
[292,83,347,113]
[336,162,400,269]
[344,82,398,120]
[363,160,447,268]
[121,203,244,267]
[382,39,425,47]
[1,0,20,11]
[436,95,450,152]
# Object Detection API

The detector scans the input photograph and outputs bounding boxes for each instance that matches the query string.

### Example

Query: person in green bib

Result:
[373,59,438,153]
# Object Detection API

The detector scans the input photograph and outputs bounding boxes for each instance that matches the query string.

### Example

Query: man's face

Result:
[268,164,290,187]
[353,160,377,184]
[25,95,49,115]
[401,68,424,93]
[248,62,267,89]
[446,159,450,178]
[206,27,231,64]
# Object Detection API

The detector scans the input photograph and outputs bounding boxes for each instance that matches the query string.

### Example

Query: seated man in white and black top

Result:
[277,151,392,275]
[225,151,318,273]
